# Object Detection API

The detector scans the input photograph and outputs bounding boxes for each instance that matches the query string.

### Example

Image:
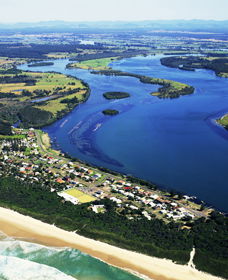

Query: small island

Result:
[217,114,228,130]
[102,109,119,115]
[103,91,130,99]
[28,62,54,67]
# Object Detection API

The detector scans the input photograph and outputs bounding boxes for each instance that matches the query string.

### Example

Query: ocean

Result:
[0,232,145,280]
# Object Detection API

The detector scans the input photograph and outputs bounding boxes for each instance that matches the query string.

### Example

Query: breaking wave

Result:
[0,234,143,280]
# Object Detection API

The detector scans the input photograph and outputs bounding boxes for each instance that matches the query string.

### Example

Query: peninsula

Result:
[93,69,194,98]
[0,69,90,128]
[217,114,228,129]
[160,56,228,77]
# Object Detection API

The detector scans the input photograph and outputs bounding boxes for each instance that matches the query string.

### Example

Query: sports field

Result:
[64,188,96,203]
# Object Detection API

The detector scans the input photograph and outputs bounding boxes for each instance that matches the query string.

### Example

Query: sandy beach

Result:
[0,207,224,280]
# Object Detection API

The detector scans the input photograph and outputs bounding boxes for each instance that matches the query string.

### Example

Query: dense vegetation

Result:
[160,56,228,77]
[68,50,147,62]
[19,106,54,127]
[0,176,227,278]
[0,121,12,135]
[0,74,36,85]
[0,43,105,59]
[102,109,119,115]
[0,42,146,60]
[103,92,130,99]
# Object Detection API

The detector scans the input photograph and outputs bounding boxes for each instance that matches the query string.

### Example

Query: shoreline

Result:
[0,207,224,280]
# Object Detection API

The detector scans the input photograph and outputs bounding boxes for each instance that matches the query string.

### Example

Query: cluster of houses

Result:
[0,128,199,223]
[0,129,103,195]
[98,179,195,221]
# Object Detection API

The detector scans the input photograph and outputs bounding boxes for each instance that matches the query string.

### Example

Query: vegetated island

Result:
[0,127,227,279]
[102,109,119,115]
[217,114,228,130]
[160,56,228,77]
[0,68,90,128]
[66,57,119,70]
[103,91,130,100]
[67,57,195,99]
[92,69,194,98]
[28,62,54,67]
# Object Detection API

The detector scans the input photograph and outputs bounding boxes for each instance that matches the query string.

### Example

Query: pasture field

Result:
[0,72,85,98]
[35,89,87,115]
[64,188,96,203]
[0,134,26,139]
[69,57,118,70]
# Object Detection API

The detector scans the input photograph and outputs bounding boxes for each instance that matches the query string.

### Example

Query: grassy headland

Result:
[217,114,228,129]
[66,57,119,70]
[160,56,228,77]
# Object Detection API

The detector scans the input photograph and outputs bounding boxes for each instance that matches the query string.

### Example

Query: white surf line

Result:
[60,119,68,128]
[93,123,102,132]
[68,121,82,134]
[188,246,196,269]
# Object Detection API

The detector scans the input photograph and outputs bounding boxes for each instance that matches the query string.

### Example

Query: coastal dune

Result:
[0,207,224,280]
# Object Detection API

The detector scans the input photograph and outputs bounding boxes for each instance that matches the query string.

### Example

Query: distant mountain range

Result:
[0,20,227,34]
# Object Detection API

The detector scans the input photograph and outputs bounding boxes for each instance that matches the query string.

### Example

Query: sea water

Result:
[0,232,144,280]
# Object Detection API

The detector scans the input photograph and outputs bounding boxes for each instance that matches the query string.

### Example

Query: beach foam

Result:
[0,234,142,280]
[0,256,76,280]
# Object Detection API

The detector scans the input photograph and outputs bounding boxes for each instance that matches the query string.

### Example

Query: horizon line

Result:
[0,19,228,25]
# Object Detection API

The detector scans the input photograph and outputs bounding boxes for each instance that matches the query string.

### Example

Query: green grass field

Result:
[0,134,26,139]
[0,72,84,98]
[69,57,118,70]
[64,188,96,203]
[35,89,87,115]
[218,114,228,128]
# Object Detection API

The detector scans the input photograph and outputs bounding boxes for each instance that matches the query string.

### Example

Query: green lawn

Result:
[0,134,26,139]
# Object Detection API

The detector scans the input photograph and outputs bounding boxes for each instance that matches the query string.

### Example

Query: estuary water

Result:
[0,232,143,280]
[18,55,228,212]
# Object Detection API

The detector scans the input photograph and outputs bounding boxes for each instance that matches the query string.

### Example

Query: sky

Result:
[0,0,228,23]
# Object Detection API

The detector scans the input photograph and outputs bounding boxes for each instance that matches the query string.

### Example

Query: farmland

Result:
[0,70,90,128]
[0,72,85,99]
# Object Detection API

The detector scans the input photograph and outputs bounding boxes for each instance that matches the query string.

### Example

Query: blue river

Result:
[18,55,228,212]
